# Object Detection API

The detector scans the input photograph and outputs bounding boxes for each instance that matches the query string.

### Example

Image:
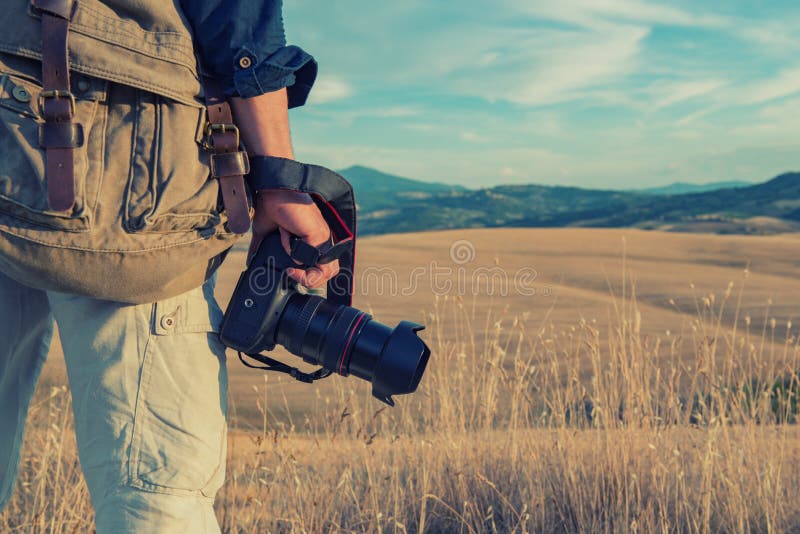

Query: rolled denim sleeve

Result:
[179,0,317,107]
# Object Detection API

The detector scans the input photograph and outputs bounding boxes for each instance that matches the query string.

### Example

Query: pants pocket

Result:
[128,282,229,497]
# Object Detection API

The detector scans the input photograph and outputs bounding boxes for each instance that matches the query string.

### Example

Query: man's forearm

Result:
[230,88,294,159]
[233,89,337,285]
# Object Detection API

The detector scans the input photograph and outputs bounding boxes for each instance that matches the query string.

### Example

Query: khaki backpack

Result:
[0,0,248,303]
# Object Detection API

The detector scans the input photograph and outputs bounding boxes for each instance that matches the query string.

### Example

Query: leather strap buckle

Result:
[210,150,250,179]
[38,89,76,119]
[205,122,239,139]
[202,122,240,151]
[39,122,84,148]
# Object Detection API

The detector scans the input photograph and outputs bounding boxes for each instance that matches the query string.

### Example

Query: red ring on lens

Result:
[339,312,367,375]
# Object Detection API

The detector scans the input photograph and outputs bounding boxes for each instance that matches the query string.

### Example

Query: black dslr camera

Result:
[220,232,430,405]
[219,158,430,406]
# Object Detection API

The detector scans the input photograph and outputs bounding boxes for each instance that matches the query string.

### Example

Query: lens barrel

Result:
[275,293,430,405]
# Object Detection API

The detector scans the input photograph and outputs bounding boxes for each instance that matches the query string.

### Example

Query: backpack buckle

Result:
[202,122,240,151]
[38,89,76,120]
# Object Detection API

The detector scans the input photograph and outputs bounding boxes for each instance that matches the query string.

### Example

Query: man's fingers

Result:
[286,260,340,289]
[278,227,292,256]
[301,224,334,249]
[286,267,323,288]
[286,268,327,289]
[315,261,340,286]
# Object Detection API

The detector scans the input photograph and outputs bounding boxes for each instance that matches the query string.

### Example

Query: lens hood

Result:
[370,321,431,406]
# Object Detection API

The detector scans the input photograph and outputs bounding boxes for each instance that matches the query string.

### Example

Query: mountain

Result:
[338,166,466,194]
[357,183,647,235]
[351,171,800,236]
[637,181,752,195]
[338,165,467,215]
[612,172,800,226]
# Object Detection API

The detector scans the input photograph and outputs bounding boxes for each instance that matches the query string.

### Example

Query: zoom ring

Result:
[286,296,323,357]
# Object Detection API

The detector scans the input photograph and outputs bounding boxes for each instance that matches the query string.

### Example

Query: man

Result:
[0,0,337,531]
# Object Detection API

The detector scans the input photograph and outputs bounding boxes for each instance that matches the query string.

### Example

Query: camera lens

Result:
[351,320,430,405]
[275,293,430,405]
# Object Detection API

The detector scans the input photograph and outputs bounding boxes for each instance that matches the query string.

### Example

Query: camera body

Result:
[218,232,304,355]
[220,231,430,406]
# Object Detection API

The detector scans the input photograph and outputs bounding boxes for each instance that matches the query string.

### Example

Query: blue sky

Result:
[283,1,799,189]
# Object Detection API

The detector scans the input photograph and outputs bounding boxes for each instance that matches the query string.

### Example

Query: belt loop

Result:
[31,0,83,212]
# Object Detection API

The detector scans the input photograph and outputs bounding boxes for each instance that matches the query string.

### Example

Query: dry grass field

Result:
[3,228,800,532]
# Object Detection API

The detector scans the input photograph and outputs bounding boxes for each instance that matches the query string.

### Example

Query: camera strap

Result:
[248,156,357,306]
[238,351,332,383]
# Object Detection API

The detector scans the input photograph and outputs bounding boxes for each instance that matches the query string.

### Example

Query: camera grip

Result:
[220,232,294,353]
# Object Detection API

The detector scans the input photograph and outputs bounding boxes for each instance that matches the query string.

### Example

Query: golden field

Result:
[3,228,800,532]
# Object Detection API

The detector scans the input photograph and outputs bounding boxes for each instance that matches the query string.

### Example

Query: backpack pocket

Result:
[0,69,106,231]
[123,91,229,234]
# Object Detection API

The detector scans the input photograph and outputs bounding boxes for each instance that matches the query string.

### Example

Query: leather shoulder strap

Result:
[199,73,252,235]
[32,0,83,212]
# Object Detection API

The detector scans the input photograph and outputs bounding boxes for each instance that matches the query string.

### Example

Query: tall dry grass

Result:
[2,268,800,533]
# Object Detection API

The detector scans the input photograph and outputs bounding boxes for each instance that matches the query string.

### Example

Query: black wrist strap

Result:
[248,156,357,306]
[289,235,350,266]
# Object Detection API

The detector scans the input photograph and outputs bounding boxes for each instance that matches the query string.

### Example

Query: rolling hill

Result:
[636,180,751,195]
[339,165,465,194]
[344,168,800,236]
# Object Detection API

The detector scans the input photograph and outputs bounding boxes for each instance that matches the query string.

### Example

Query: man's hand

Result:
[249,189,340,289]
[229,89,339,289]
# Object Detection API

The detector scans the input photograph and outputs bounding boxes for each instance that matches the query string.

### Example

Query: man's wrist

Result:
[230,89,294,158]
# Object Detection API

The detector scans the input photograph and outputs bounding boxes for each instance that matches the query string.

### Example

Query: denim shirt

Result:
[179,0,317,107]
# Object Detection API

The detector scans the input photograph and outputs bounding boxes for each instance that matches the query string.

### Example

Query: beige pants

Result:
[0,270,228,533]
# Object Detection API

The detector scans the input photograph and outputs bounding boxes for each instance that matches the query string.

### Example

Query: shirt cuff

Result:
[230,45,318,107]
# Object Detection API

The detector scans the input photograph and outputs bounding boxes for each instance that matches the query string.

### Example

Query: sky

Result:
[283,0,800,189]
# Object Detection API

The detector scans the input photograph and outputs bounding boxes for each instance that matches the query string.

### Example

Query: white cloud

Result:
[437,22,650,106]
[737,68,800,105]
[319,106,418,120]
[737,21,800,52]
[401,123,437,133]
[307,76,353,105]
[290,0,735,110]
[672,106,717,127]
[371,106,420,118]
[460,131,489,143]
[648,79,727,109]
[511,0,729,29]
[366,0,731,108]
[759,97,800,120]
[476,0,731,107]
[726,97,800,139]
